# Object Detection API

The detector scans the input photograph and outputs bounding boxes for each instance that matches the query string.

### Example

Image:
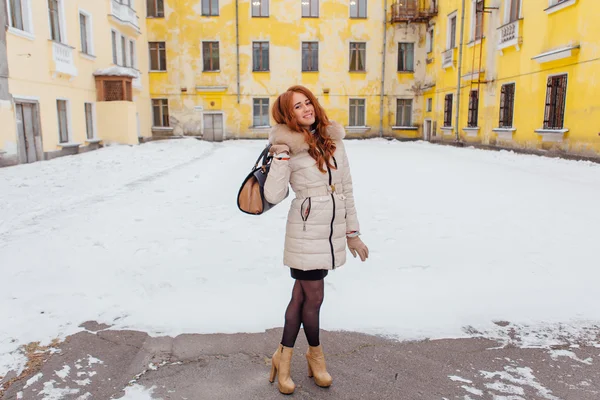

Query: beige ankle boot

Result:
[269,344,296,394]
[306,344,333,387]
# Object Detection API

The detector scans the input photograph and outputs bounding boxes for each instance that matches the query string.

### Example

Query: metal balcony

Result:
[391,0,438,23]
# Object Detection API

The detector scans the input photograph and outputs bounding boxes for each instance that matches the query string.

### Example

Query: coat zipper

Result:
[327,157,337,269]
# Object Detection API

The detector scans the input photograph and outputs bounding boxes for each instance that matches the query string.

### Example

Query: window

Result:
[444,94,453,127]
[253,98,270,127]
[349,99,366,126]
[302,0,318,17]
[79,12,92,55]
[426,27,434,53]
[508,0,521,22]
[426,98,432,112]
[129,40,136,68]
[350,0,367,18]
[468,90,479,127]
[48,0,62,42]
[147,0,164,17]
[397,43,414,72]
[499,83,515,128]
[252,0,269,17]
[121,35,127,67]
[84,103,95,140]
[203,42,220,71]
[396,99,412,127]
[472,0,484,41]
[349,42,366,72]
[8,0,24,30]
[253,42,269,72]
[56,100,69,143]
[149,41,167,71]
[448,13,457,49]
[8,0,33,33]
[543,75,568,130]
[112,31,118,64]
[302,42,318,72]
[152,99,169,127]
[202,0,218,16]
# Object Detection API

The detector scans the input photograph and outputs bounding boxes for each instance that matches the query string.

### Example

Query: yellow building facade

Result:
[1,0,599,166]
[146,0,425,141]
[0,0,152,166]
[423,0,600,158]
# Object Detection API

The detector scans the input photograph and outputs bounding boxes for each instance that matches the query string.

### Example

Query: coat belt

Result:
[295,183,344,199]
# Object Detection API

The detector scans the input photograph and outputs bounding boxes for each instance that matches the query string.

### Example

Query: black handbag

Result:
[237,144,288,215]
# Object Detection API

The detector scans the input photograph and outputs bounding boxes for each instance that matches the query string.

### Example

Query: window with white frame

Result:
[7,0,33,34]
[447,12,457,49]
[56,99,69,143]
[152,99,170,127]
[252,0,269,17]
[349,99,366,126]
[471,0,484,41]
[397,43,414,72]
[79,11,93,55]
[302,0,318,17]
[129,39,136,69]
[426,98,433,112]
[48,0,65,43]
[350,0,367,18]
[396,99,412,127]
[505,0,521,23]
[147,0,165,17]
[253,98,270,127]
[111,31,118,64]
[121,35,127,67]
[84,103,95,140]
[149,42,167,70]
[426,27,434,53]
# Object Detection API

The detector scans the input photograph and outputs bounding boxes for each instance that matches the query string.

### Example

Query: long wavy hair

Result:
[272,85,337,173]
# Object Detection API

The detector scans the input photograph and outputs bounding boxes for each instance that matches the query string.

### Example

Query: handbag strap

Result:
[254,144,272,169]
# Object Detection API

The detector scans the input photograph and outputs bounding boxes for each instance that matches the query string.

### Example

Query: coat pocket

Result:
[300,197,312,232]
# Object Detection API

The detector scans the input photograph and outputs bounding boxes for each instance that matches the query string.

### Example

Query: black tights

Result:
[281,279,325,348]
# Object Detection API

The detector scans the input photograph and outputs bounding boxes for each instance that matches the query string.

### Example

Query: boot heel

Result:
[269,364,276,383]
[307,361,313,378]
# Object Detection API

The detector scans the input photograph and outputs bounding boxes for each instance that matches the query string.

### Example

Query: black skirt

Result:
[290,268,329,280]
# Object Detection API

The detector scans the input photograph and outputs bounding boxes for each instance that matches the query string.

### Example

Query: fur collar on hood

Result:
[268,121,346,154]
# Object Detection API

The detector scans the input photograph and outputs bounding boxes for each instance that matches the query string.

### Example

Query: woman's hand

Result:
[269,144,290,156]
[347,236,369,262]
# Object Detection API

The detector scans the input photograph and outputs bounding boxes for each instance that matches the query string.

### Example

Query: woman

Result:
[264,85,369,394]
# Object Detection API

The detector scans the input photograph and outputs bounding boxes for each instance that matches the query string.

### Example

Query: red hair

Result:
[272,85,337,173]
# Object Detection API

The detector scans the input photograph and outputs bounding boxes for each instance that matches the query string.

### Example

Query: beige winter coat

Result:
[264,121,360,271]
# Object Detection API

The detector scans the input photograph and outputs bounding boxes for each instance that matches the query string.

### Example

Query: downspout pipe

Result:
[379,0,388,138]
[454,0,467,141]
[235,0,240,103]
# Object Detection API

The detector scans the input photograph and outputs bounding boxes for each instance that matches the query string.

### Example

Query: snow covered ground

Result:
[1,138,600,378]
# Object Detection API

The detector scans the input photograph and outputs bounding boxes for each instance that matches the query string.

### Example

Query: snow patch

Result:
[480,367,559,400]
[23,372,43,389]
[462,385,483,396]
[39,380,80,400]
[549,349,593,365]
[87,355,103,367]
[55,365,71,380]
[450,375,473,383]
[119,384,162,400]
[74,378,91,386]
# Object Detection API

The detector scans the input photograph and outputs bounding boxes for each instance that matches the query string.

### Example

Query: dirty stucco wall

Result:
[0,0,18,166]
[424,0,600,158]
[147,0,423,140]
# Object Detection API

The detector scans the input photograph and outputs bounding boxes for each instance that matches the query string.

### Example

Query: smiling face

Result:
[291,91,316,129]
